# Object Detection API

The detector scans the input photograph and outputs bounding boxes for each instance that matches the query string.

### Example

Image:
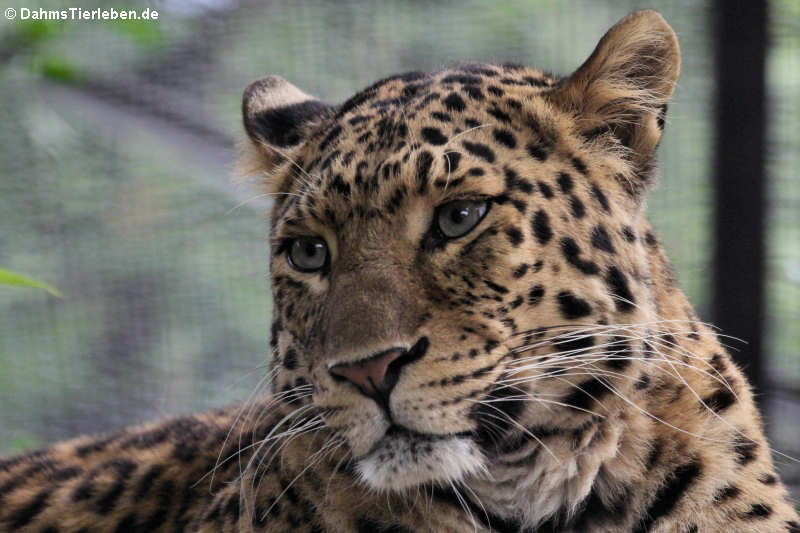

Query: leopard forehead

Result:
[271,63,629,238]
[305,63,559,171]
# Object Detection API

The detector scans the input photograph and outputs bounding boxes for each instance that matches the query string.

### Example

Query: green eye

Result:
[288,237,328,272]
[436,199,489,239]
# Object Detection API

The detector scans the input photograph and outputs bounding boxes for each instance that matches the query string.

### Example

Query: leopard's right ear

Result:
[545,10,679,196]
[241,76,331,188]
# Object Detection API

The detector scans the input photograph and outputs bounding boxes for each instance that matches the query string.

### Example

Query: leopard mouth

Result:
[384,423,450,441]
[384,423,422,440]
[364,424,475,456]
[354,425,485,491]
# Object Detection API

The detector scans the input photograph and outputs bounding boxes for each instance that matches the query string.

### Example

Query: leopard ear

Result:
[241,76,331,190]
[547,10,680,193]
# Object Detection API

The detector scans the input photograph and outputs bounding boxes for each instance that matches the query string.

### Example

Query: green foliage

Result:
[5,433,43,454]
[17,19,59,43]
[0,268,61,297]
[36,56,82,82]
[112,19,164,48]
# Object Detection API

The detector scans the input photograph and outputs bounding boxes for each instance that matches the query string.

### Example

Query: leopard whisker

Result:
[225,190,303,215]
[508,329,739,396]
[323,438,353,505]
[255,429,341,522]
[241,405,323,485]
[201,391,316,487]
[448,123,490,144]
[460,481,492,532]
[447,479,480,533]
[207,371,297,488]
[565,371,764,447]
[508,352,736,397]
[463,398,560,461]
[442,150,462,193]
[248,415,328,499]
[468,389,607,419]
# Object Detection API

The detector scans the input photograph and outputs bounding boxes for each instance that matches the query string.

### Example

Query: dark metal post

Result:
[712,1,768,394]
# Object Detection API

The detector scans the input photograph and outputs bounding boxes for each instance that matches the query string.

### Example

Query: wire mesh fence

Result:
[0,0,798,493]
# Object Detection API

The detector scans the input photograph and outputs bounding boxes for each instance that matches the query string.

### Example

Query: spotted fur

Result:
[2,10,797,533]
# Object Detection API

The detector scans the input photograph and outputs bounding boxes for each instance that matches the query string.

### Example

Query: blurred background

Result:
[0,0,797,495]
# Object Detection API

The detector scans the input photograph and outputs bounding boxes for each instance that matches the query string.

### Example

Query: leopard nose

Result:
[329,347,406,408]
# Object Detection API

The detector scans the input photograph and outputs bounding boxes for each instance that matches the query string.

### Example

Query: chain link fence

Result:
[1,0,797,494]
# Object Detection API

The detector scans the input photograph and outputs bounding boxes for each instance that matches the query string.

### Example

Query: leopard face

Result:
[241,11,680,492]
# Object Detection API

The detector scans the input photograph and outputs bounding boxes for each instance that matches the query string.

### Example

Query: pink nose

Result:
[329,348,406,404]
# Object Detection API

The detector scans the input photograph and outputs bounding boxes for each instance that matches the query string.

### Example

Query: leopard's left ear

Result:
[547,10,680,192]
[240,76,332,192]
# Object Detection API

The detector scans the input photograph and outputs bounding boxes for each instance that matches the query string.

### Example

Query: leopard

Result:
[1,10,798,533]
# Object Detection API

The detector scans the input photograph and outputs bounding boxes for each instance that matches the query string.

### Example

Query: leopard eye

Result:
[436,199,488,239]
[288,237,328,272]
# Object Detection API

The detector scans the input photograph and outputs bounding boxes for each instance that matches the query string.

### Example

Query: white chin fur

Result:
[356,433,486,491]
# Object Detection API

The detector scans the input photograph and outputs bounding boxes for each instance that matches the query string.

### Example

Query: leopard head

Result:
[240,10,680,492]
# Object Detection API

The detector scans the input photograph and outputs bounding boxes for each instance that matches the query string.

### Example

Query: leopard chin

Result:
[355,427,487,491]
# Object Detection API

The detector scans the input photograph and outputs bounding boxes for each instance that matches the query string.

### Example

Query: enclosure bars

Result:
[712,0,768,398]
